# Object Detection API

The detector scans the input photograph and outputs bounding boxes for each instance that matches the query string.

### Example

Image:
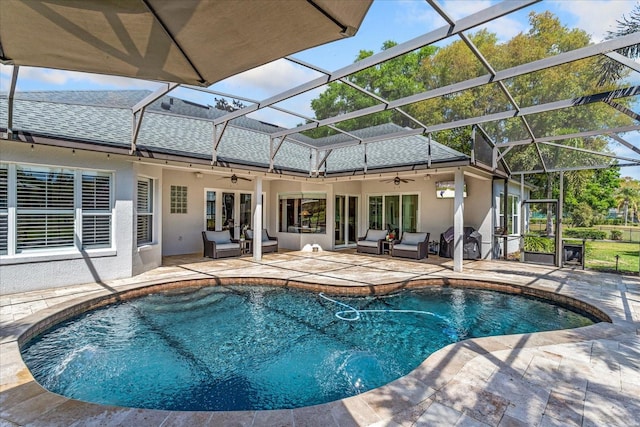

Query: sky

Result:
[1,0,638,178]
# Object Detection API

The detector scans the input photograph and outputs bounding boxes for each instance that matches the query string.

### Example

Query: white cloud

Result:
[551,0,638,42]
[217,59,321,98]
[443,0,494,19]
[3,66,159,91]
[394,0,445,28]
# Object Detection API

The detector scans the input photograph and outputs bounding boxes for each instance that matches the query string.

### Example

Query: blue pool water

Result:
[21,286,596,411]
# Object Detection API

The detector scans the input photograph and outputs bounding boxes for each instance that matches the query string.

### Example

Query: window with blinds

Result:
[137,178,153,245]
[0,165,7,255]
[82,172,112,248]
[17,167,75,250]
[0,164,113,255]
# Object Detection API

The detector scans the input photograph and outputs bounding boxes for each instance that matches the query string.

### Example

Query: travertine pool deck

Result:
[1,251,639,426]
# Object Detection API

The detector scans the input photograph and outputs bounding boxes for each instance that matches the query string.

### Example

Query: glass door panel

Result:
[347,196,358,244]
[369,196,382,229]
[222,192,235,238]
[335,195,345,245]
[335,195,358,246]
[385,195,400,236]
[402,194,418,233]
[206,191,216,231]
[240,193,252,236]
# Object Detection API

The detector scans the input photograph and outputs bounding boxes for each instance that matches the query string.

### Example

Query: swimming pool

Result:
[21,284,597,411]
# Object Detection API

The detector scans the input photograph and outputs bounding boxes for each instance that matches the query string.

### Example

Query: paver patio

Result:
[1,251,638,426]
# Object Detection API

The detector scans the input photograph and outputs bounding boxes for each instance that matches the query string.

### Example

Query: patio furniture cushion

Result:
[262,240,278,247]
[246,229,275,242]
[214,242,241,251]
[357,240,379,248]
[401,232,428,245]
[392,243,419,251]
[205,230,232,244]
[365,229,387,241]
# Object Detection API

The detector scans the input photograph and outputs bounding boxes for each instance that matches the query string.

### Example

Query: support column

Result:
[253,177,263,261]
[557,171,564,267]
[453,168,464,272]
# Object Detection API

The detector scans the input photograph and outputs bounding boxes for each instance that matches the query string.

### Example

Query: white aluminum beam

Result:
[6,65,18,138]
[213,0,539,126]
[609,134,640,156]
[605,51,640,74]
[131,82,178,154]
[498,124,640,147]
[273,33,640,141]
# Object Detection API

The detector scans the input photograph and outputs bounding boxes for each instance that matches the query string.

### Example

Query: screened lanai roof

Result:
[1,0,639,178]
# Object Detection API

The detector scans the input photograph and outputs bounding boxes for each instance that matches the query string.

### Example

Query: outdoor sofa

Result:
[356,229,388,254]
[244,229,278,254]
[391,232,430,260]
[202,230,242,259]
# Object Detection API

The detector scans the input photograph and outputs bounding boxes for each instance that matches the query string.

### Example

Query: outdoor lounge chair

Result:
[356,229,388,254]
[202,230,242,259]
[244,229,278,254]
[391,232,430,260]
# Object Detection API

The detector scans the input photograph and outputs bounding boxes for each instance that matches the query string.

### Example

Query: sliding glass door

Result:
[367,193,419,236]
[205,189,253,238]
[335,195,358,246]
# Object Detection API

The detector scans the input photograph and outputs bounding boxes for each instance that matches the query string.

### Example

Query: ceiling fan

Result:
[219,174,252,184]
[380,176,415,186]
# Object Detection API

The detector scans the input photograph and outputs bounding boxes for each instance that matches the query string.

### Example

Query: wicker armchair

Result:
[202,230,241,258]
[356,229,388,254]
[391,232,430,260]
[244,229,278,254]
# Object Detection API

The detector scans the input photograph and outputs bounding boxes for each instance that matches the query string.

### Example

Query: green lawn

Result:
[593,225,640,242]
[581,241,640,274]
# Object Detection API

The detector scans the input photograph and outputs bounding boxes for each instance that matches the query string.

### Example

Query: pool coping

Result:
[1,253,639,426]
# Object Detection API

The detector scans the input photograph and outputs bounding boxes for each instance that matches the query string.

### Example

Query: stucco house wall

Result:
[0,141,137,293]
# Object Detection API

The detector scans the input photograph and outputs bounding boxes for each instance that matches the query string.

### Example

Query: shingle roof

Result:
[0,90,469,173]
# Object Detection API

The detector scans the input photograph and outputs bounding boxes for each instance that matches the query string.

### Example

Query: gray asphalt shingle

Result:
[0,91,469,173]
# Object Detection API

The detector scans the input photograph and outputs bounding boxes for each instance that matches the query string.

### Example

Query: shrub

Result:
[565,228,607,240]
[523,235,555,252]
[570,202,595,227]
[610,230,623,240]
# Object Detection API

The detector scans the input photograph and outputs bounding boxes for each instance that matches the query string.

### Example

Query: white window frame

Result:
[0,164,8,255]
[0,162,114,258]
[499,193,520,235]
[81,171,113,249]
[137,177,154,246]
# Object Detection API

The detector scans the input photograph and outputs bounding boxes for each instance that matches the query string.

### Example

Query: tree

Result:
[307,41,436,138]
[215,97,246,112]
[614,177,640,226]
[571,202,596,227]
[565,167,620,220]
[597,4,640,86]
[308,11,633,223]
